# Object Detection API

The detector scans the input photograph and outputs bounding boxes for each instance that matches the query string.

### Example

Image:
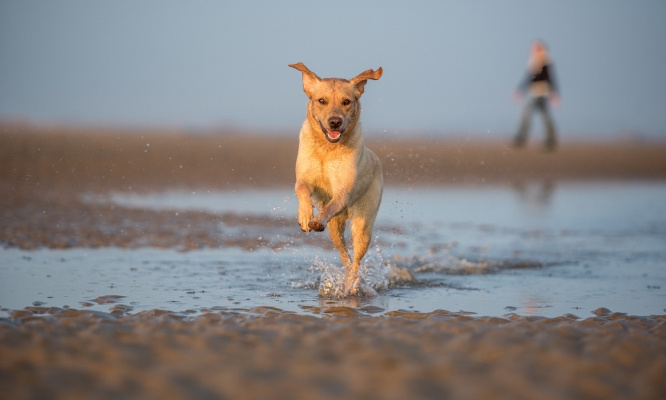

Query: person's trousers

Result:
[514,96,557,149]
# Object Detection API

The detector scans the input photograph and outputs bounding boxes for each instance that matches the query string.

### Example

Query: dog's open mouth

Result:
[319,121,344,143]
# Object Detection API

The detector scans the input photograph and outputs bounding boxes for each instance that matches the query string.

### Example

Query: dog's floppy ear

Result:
[289,62,321,98]
[350,67,383,98]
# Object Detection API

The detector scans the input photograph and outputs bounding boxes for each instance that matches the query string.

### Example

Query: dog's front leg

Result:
[295,181,314,232]
[308,195,347,232]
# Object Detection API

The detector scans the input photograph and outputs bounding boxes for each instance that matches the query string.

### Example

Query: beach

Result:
[1,123,666,399]
[2,307,665,400]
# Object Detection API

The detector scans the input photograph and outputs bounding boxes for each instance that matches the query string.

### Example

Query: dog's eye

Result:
[318,98,327,105]
[342,99,351,106]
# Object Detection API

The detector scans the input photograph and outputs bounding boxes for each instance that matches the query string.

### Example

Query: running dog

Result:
[289,62,383,296]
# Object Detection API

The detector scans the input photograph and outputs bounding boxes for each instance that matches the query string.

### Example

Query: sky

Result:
[1,1,666,140]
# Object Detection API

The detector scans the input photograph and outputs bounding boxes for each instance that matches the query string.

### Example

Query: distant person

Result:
[512,40,560,151]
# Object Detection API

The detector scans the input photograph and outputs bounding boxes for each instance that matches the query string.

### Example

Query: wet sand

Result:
[2,307,665,400]
[2,123,666,399]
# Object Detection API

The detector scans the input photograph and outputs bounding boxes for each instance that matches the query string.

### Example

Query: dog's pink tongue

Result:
[327,130,341,140]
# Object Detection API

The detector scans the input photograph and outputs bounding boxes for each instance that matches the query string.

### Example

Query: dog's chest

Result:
[303,157,337,187]
[298,149,353,191]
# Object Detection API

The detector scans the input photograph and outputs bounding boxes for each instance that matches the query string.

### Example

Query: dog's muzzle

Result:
[319,119,344,143]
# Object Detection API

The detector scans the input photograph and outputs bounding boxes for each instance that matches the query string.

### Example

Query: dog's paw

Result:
[297,200,314,232]
[298,212,313,232]
[344,275,361,296]
[298,220,310,232]
[344,276,377,297]
[308,220,326,232]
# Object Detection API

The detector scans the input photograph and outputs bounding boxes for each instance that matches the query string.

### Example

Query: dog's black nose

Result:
[328,117,342,130]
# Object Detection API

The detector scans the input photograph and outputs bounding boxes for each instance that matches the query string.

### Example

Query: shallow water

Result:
[2,181,665,318]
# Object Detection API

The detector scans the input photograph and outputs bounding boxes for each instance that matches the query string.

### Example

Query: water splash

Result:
[314,242,390,299]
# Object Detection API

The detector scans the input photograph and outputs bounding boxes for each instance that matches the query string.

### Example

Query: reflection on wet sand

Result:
[512,179,555,216]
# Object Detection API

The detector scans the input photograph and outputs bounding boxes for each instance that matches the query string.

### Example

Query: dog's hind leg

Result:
[346,180,382,295]
[345,212,377,295]
[328,213,352,268]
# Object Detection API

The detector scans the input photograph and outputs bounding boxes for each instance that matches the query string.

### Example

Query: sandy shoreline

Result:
[1,124,666,399]
[2,123,666,193]
[2,306,665,400]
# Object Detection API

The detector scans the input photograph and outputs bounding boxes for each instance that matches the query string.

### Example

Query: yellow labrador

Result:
[289,62,383,296]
